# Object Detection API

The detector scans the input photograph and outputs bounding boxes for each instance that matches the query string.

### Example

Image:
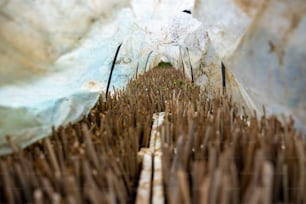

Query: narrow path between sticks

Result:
[136,112,165,204]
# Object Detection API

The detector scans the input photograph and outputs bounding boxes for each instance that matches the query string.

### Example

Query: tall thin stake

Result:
[144,51,154,72]
[135,62,139,79]
[221,62,226,95]
[186,47,194,83]
[106,43,122,99]
[179,46,185,77]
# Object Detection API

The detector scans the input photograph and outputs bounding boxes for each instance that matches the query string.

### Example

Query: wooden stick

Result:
[106,43,122,99]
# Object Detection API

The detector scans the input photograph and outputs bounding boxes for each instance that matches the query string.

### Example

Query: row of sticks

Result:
[129,67,306,203]
[161,95,305,203]
[0,67,305,203]
[0,67,191,203]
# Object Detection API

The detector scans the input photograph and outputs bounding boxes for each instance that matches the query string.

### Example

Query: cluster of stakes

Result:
[0,67,305,204]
